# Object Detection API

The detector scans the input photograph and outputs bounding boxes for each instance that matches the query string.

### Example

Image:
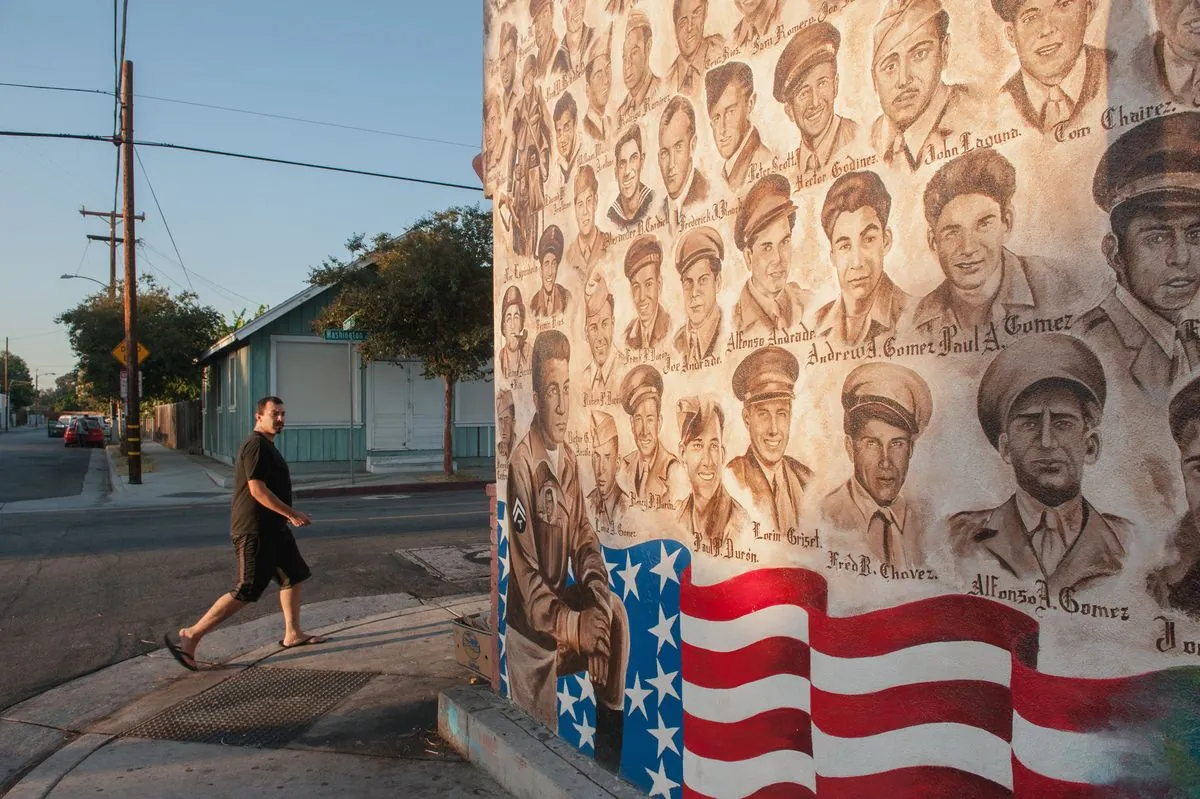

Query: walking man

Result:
[165,396,320,670]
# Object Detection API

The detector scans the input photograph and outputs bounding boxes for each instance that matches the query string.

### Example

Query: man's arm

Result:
[247,480,311,527]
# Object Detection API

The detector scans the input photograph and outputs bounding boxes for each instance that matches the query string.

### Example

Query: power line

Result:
[0,129,484,191]
[134,149,194,291]
[140,242,263,307]
[0,81,478,150]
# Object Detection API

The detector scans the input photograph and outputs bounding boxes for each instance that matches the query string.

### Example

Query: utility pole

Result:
[121,60,142,485]
[3,337,8,432]
[80,208,142,301]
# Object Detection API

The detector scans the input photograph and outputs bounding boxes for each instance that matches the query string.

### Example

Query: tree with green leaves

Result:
[56,276,225,407]
[311,205,493,475]
[1,349,33,412]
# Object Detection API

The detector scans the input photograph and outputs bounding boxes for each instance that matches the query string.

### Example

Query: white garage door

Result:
[369,361,411,450]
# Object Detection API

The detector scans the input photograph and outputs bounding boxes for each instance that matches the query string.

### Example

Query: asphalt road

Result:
[0,426,94,502]
[0,444,491,711]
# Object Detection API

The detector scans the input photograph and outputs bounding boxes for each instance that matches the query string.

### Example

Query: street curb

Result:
[101,447,126,497]
[295,480,488,499]
[438,685,642,799]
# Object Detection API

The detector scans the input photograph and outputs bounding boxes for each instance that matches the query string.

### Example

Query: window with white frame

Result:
[225,354,237,411]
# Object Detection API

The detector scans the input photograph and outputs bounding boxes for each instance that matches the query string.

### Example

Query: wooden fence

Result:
[146,400,202,453]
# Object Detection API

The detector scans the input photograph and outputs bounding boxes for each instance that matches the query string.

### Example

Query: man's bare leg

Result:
[178,592,246,660]
[279,584,320,646]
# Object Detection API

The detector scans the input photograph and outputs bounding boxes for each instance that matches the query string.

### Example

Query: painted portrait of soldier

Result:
[813,170,912,347]
[673,226,725,369]
[992,0,1112,134]
[565,166,610,277]
[509,55,553,257]
[728,346,814,535]
[583,27,614,142]
[482,90,510,196]
[552,0,594,78]
[869,0,980,171]
[822,363,932,568]
[529,0,559,79]
[500,285,533,380]
[1131,0,1200,108]
[676,396,749,549]
[497,388,516,463]
[588,410,629,536]
[706,61,772,190]
[622,235,671,352]
[607,124,656,230]
[910,147,1068,337]
[530,225,570,320]
[1149,375,1200,616]
[553,92,581,187]
[658,96,709,235]
[731,0,783,51]
[949,333,1130,595]
[582,269,624,404]
[774,22,861,178]
[1078,112,1200,403]
[617,11,663,123]
[504,330,628,767]
[618,364,682,505]
[497,22,519,120]
[666,0,725,95]
[732,174,814,336]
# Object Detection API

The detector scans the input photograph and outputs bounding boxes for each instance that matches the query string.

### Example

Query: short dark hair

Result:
[672,0,706,22]
[553,91,578,123]
[933,9,950,39]
[680,400,724,446]
[822,170,893,241]
[575,164,598,197]
[923,147,1017,227]
[501,22,518,53]
[705,61,754,113]
[256,396,283,415]
[615,123,643,160]
[1171,375,1200,446]
[660,95,697,138]
[532,330,571,393]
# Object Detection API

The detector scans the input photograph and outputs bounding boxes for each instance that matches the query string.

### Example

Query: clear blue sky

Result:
[0,1,484,382]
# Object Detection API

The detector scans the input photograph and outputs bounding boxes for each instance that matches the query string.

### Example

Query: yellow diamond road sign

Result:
[112,342,150,367]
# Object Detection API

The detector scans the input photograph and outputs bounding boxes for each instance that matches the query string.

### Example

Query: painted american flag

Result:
[681,566,1200,798]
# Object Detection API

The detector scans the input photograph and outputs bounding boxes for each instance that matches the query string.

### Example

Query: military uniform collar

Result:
[820,272,901,341]
[1020,46,1089,110]
[880,81,950,162]
[724,126,761,181]
[744,276,795,330]
[848,475,907,534]
[1112,284,1177,357]
[1014,487,1084,546]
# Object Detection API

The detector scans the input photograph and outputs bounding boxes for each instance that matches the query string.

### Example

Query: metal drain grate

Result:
[125,668,374,748]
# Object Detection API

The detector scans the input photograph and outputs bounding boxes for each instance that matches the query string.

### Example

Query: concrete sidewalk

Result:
[1,593,511,798]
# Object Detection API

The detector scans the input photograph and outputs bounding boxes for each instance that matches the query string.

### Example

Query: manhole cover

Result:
[124,668,374,748]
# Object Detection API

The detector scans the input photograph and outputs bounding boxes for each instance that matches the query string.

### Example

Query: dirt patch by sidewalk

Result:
[106,444,157,475]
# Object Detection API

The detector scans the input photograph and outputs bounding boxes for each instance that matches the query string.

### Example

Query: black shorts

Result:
[230,527,311,602]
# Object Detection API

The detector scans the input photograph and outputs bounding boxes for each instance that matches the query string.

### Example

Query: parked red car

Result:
[64,417,105,448]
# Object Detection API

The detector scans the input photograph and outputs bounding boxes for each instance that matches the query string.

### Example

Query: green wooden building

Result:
[198,282,495,471]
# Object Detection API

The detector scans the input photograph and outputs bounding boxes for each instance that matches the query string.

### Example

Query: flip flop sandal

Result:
[163,634,199,671]
[278,635,325,649]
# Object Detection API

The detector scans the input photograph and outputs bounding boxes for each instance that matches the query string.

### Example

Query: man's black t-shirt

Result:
[231,431,293,534]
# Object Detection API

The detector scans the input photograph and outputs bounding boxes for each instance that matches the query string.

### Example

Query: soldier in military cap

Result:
[732,0,783,51]
[667,0,725,95]
[774,22,861,177]
[530,225,570,319]
[706,61,772,190]
[582,269,624,404]
[618,11,663,123]
[910,147,1068,338]
[869,0,980,171]
[608,124,655,229]
[822,362,932,567]
[676,396,749,550]
[509,55,553,256]
[500,285,532,380]
[673,226,725,369]
[814,170,912,347]
[991,0,1111,134]
[530,0,559,79]
[552,0,594,79]
[566,166,610,277]
[1078,112,1200,403]
[949,333,1130,594]
[727,346,814,534]
[588,410,628,536]
[583,27,614,142]
[623,234,671,351]
[505,330,628,766]
[497,388,516,461]
[1149,374,1200,616]
[732,173,814,336]
[658,96,709,234]
[618,364,682,505]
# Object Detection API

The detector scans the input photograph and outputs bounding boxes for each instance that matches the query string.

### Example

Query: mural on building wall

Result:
[486,0,1200,795]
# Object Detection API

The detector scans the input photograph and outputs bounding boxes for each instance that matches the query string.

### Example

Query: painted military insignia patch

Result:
[512,498,527,533]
